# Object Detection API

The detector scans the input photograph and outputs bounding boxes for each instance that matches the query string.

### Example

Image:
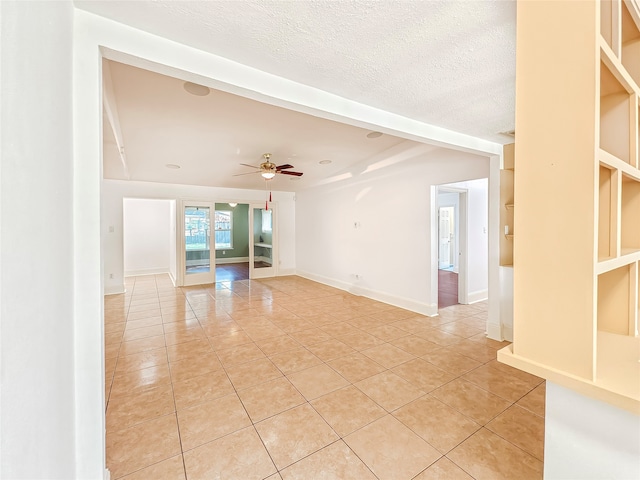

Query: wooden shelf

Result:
[502,0,640,414]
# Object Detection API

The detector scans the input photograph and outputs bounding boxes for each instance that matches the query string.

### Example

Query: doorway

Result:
[438,203,459,308]
[213,202,251,282]
[180,201,215,286]
[249,205,276,279]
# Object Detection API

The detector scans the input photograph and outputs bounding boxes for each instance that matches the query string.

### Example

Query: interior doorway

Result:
[213,202,251,282]
[437,192,463,308]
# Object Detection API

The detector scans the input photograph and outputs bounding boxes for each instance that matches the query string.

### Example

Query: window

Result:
[214,210,232,249]
[262,209,272,233]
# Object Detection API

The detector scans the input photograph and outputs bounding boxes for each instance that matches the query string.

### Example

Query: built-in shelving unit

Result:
[500,143,515,267]
[499,0,640,414]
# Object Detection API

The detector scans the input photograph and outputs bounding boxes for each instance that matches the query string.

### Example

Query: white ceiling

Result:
[79,0,516,191]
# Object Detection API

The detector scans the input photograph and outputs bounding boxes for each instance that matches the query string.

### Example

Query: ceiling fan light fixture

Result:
[228,202,237,207]
[261,172,276,179]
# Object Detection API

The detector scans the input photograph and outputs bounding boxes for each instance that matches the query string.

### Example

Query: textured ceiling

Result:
[76,0,517,143]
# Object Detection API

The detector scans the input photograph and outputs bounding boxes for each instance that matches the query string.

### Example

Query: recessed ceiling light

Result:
[183,82,210,96]
[319,159,332,165]
[165,164,181,169]
[366,131,383,139]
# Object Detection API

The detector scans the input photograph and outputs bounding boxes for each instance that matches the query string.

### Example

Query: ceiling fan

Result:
[235,153,303,179]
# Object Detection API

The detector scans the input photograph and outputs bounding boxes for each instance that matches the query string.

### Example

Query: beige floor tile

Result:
[320,322,362,337]
[269,347,323,374]
[437,321,484,338]
[123,324,165,342]
[485,359,544,388]
[355,371,425,411]
[183,426,276,480]
[106,322,127,336]
[119,335,166,356]
[256,334,300,356]
[448,428,543,480]
[414,329,464,347]
[255,403,339,470]
[280,440,376,480]
[209,330,253,350]
[106,414,181,479]
[161,317,201,333]
[516,382,546,417]
[413,457,473,479]
[166,339,212,363]
[311,385,386,437]
[421,349,482,376]
[468,333,511,350]
[107,384,175,431]
[393,396,480,453]
[486,405,545,460]
[115,347,168,374]
[118,454,185,480]
[168,353,223,383]
[216,342,266,367]
[177,393,251,451]
[105,342,122,360]
[237,376,305,422]
[462,364,535,402]
[105,332,124,346]
[336,331,385,350]
[392,358,456,392]
[172,371,234,410]
[344,415,441,480]
[110,363,172,398]
[326,352,386,383]
[448,339,497,363]
[360,343,415,369]
[289,327,333,346]
[287,364,349,400]
[367,324,410,341]
[225,357,283,390]
[389,335,441,356]
[127,309,162,321]
[306,339,356,362]
[163,327,206,346]
[431,379,511,425]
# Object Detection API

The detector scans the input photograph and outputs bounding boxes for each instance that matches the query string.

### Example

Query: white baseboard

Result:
[486,322,503,341]
[104,284,125,295]
[168,271,177,287]
[296,270,438,317]
[277,268,297,276]
[502,324,513,342]
[215,256,249,265]
[124,267,169,277]
[467,289,488,304]
[104,468,111,480]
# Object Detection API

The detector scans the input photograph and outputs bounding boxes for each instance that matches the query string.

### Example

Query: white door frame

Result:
[249,203,277,279]
[431,186,469,307]
[178,200,215,286]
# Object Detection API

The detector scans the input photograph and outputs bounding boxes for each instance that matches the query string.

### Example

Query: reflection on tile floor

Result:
[105,274,545,480]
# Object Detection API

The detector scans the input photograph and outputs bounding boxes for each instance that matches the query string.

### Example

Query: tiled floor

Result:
[105,274,545,480]
[215,262,250,282]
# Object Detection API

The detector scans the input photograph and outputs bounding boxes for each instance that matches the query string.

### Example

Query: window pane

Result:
[214,210,233,249]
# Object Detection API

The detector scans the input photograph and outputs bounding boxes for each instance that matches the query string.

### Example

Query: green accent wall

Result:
[215,203,249,259]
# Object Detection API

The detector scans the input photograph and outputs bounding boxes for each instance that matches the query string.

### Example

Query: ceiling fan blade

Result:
[279,170,303,176]
[276,164,294,171]
[233,171,261,176]
[240,163,260,169]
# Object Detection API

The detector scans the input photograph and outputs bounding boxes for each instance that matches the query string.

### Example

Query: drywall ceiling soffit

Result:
[76,0,517,143]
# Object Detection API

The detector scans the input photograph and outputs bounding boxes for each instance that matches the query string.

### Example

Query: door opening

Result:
[180,202,215,286]
[214,202,251,282]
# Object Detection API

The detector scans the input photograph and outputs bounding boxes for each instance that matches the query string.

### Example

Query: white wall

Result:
[0,1,77,478]
[123,198,171,276]
[544,382,640,479]
[103,180,296,293]
[296,146,490,316]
